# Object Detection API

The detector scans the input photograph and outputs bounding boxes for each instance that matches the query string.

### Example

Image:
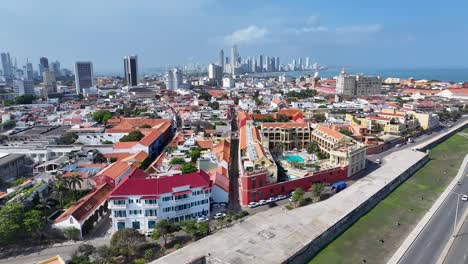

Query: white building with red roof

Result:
[109,170,212,235]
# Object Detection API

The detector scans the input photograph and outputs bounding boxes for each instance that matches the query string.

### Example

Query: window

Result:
[136,199,141,203]
[148,221,156,229]
[129,210,142,215]
[281,186,285,193]
[114,210,126,217]
[175,194,189,200]
[128,199,134,204]
[132,221,140,229]
[251,179,256,189]
[145,209,157,216]
[117,222,126,230]
[114,200,125,205]
[162,196,172,202]
[145,199,157,204]
[259,179,263,187]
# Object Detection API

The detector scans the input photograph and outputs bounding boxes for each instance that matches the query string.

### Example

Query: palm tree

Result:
[67,174,84,200]
[51,176,69,209]
[35,197,57,226]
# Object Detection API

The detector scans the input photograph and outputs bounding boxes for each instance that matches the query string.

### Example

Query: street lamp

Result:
[451,192,465,237]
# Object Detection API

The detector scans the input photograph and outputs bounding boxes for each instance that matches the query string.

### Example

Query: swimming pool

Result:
[284,155,305,163]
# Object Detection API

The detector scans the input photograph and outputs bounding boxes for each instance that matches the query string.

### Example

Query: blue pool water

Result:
[284,155,305,163]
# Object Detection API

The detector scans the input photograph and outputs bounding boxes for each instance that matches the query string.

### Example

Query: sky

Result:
[2,0,468,74]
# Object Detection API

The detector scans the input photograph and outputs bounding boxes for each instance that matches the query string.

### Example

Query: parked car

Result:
[395,144,402,148]
[197,217,209,223]
[268,202,278,208]
[276,195,287,200]
[462,195,468,202]
[248,202,258,208]
[214,213,226,219]
[267,197,276,203]
[258,199,267,205]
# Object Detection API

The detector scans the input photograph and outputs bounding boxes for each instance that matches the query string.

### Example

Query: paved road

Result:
[227,107,241,212]
[398,155,468,264]
[444,214,468,264]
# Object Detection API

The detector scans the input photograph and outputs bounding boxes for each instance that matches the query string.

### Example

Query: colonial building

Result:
[260,122,311,150]
[109,170,212,235]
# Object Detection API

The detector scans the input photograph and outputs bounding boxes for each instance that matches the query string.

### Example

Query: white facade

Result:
[222,78,234,88]
[208,64,222,81]
[336,73,381,96]
[110,187,211,235]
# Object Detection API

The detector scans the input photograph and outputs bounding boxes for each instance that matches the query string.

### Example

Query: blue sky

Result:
[2,0,468,73]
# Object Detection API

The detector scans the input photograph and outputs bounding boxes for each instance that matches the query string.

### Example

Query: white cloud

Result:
[306,15,321,27]
[224,25,268,45]
[336,24,383,34]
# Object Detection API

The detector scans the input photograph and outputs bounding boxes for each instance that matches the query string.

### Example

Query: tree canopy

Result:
[92,110,112,124]
[180,163,198,174]
[120,131,145,142]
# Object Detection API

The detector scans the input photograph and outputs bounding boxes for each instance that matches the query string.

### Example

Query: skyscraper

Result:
[219,49,224,69]
[123,55,138,86]
[276,57,280,72]
[208,64,222,81]
[165,68,183,90]
[230,45,238,75]
[259,55,264,73]
[1,53,12,79]
[25,60,34,80]
[298,57,303,70]
[305,57,310,70]
[51,60,61,78]
[40,57,49,69]
[75,61,94,94]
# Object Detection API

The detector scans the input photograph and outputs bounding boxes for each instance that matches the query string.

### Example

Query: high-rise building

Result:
[208,64,222,81]
[165,68,183,90]
[25,60,34,80]
[42,69,56,97]
[230,45,238,75]
[276,57,280,72]
[219,49,224,69]
[305,57,310,70]
[336,71,382,96]
[1,53,12,79]
[14,79,35,96]
[298,57,303,70]
[40,57,49,69]
[75,61,94,94]
[123,55,138,86]
[259,55,263,73]
[51,60,61,78]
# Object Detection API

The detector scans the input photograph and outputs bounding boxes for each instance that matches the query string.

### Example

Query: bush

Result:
[120,131,145,142]
[110,228,146,256]
[284,204,293,210]
[134,258,145,264]
[174,243,181,250]
[101,140,113,144]
[9,177,26,187]
[169,157,186,165]
[62,227,81,241]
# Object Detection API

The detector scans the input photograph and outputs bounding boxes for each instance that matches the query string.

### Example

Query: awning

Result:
[141,195,160,199]
[172,190,192,196]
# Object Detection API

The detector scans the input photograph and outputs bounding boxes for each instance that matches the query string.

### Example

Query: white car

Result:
[258,199,267,205]
[267,197,276,203]
[276,195,287,200]
[196,217,209,223]
[214,213,226,219]
[248,202,258,208]
[462,195,468,201]
[375,159,381,164]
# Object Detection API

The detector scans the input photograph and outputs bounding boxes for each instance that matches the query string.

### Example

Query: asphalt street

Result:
[444,214,468,264]
[398,153,468,264]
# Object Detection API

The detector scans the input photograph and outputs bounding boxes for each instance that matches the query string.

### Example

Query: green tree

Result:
[169,157,186,165]
[92,110,112,124]
[151,219,180,247]
[134,258,145,264]
[339,129,353,137]
[313,113,326,123]
[290,188,305,208]
[144,249,154,262]
[57,132,78,145]
[0,202,24,244]
[306,142,319,155]
[110,228,146,256]
[312,182,326,198]
[101,140,113,144]
[23,210,45,238]
[120,131,145,142]
[67,174,83,191]
[198,92,212,101]
[140,124,152,128]
[51,176,69,209]
[93,153,107,163]
[188,147,202,162]
[179,220,200,240]
[276,114,290,122]
[180,163,198,174]
[208,101,220,110]
[15,94,36,104]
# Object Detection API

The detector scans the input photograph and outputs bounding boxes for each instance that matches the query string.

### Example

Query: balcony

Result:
[142,203,158,208]
[175,208,191,216]
[109,203,127,209]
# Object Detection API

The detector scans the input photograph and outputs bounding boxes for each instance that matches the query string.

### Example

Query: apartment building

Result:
[336,72,382,96]
[311,125,367,176]
[109,170,212,235]
[260,122,311,150]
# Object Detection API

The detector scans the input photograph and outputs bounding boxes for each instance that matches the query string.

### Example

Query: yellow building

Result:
[260,122,311,150]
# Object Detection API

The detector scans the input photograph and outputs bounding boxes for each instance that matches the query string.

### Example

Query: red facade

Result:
[239,167,348,205]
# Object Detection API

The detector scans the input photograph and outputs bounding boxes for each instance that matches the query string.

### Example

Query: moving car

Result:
[462,195,468,202]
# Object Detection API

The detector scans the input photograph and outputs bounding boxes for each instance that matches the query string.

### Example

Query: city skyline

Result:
[2,0,468,73]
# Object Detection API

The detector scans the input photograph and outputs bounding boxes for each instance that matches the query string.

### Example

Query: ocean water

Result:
[248,68,468,83]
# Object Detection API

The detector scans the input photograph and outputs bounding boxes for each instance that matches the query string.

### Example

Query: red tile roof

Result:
[54,183,113,224]
[111,170,212,196]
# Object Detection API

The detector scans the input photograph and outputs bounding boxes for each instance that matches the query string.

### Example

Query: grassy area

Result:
[310,128,468,264]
